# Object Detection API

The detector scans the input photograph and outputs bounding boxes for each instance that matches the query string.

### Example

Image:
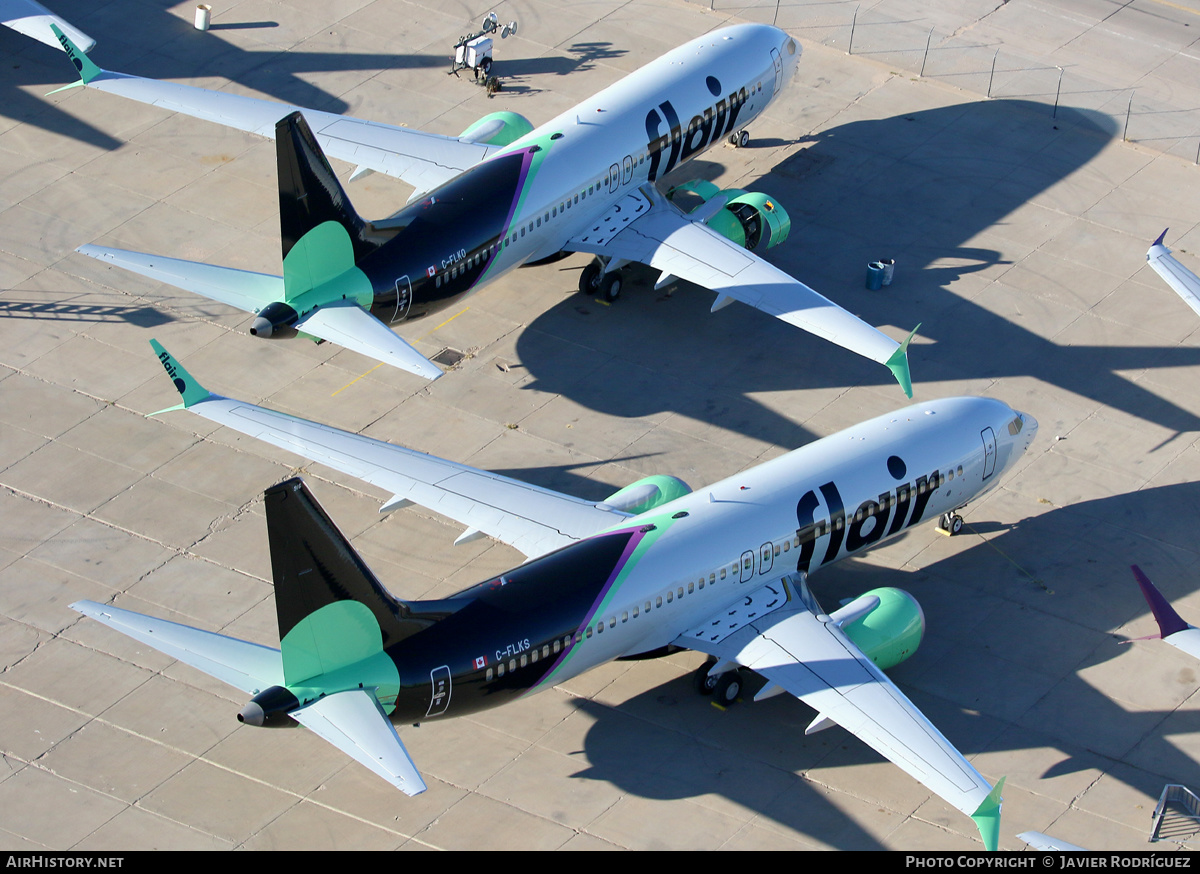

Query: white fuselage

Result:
[534,397,1038,689]
[483,23,801,274]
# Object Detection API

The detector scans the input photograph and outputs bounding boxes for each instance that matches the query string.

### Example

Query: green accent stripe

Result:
[886,323,920,399]
[149,340,211,407]
[50,24,102,85]
[970,776,1005,851]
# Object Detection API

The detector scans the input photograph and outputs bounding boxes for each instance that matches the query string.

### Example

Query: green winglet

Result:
[969,776,1005,852]
[884,323,920,399]
[148,340,211,415]
[48,24,104,91]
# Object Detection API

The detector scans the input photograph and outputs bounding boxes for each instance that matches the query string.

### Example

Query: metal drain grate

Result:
[431,347,466,368]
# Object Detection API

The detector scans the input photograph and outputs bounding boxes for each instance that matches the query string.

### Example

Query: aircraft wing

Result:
[675,577,1003,849]
[568,185,915,397]
[50,26,492,196]
[1018,831,1085,852]
[296,301,443,381]
[289,689,427,796]
[1131,565,1200,660]
[150,341,628,558]
[70,599,284,694]
[2,0,94,52]
[78,245,284,313]
[1147,230,1200,318]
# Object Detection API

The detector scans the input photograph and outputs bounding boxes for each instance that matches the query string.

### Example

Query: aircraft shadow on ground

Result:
[0,293,175,327]
[518,98,1200,450]
[560,481,1200,848]
[0,0,451,149]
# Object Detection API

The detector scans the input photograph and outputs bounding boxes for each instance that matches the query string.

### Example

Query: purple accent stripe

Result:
[1133,565,1189,637]
[527,526,649,689]
[498,147,536,241]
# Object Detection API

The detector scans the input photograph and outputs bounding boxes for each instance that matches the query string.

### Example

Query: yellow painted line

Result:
[332,362,383,397]
[331,306,468,396]
[421,307,468,339]
[1145,0,1200,17]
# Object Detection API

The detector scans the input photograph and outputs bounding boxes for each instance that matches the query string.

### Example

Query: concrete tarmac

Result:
[2,0,1200,852]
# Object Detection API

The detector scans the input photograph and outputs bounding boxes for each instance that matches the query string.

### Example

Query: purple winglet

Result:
[1132,565,1189,638]
[1153,228,1169,247]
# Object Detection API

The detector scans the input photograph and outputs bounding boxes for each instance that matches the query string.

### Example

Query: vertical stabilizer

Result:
[275,112,375,299]
[265,479,415,683]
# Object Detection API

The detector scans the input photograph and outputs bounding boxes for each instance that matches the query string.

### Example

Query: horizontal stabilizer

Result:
[70,600,283,694]
[290,689,427,795]
[78,245,283,314]
[295,301,443,380]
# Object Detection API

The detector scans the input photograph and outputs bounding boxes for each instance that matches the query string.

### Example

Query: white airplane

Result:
[1131,565,1200,660]
[1146,230,1200,319]
[50,22,918,393]
[71,342,1038,848]
[1,0,92,51]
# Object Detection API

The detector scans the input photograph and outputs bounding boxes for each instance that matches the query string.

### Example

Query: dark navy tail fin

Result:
[265,478,413,649]
[275,111,372,263]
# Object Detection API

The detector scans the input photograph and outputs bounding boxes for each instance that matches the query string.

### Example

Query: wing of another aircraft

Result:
[1131,565,1200,660]
[1146,230,1200,318]
[49,26,493,197]
[71,599,284,694]
[149,341,628,558]
[289,689,427,796]
[675,575,1003,850]
[2,0,93,51]
[568,185,916,397]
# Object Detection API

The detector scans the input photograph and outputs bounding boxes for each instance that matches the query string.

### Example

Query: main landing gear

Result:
[938,512,964,535]
[579,259,624,302]
[693,655,748,708]
[729,129,750,148]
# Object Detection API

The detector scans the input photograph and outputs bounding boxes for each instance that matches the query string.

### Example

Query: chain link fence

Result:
[687,0,1200,163]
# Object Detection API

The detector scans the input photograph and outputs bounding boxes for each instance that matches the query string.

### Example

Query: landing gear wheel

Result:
[601,272,622,301]
[940,513,964,535]
[730,129,749,148]
[579,262,602,295]
[713,670,743,707]
[693,656,719,696]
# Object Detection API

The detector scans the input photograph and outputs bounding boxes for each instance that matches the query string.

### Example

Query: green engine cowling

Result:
[458,111,535,146]
[667,180,791,252]
[600,475,692,515]
[839,587,924,671]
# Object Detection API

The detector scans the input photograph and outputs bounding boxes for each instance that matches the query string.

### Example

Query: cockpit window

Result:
[786,39,797,55]
[1008,416,1023,436]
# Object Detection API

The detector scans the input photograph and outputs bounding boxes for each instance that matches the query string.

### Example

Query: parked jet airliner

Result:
[51,23,917,394]
[71,344,1038,848]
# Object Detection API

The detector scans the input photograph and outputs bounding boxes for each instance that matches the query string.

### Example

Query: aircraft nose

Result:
[1018,411,1038,449]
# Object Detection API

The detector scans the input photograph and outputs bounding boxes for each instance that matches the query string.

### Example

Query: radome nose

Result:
[1020,412,1038,445]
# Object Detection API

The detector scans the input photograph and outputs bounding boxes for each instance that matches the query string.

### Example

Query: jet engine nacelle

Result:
[249,300,300,339]
[598,474,692,515]
[836,587,924,671]
[668,179,791,252]
[458,111,535,146]
[238,685,301,727]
